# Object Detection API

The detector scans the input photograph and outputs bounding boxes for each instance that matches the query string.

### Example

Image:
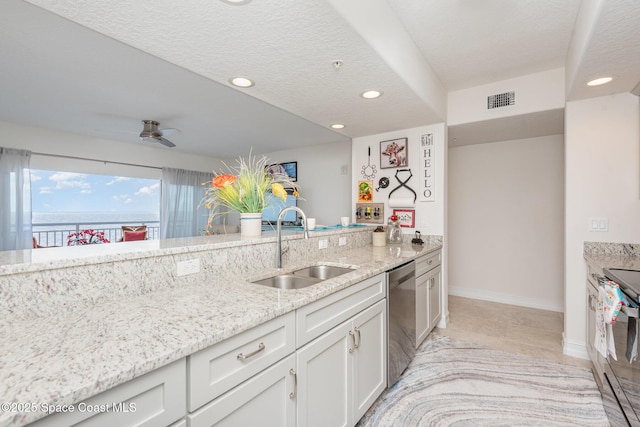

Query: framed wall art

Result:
[393,209,415,228]
[355,202,384,224]
[380,137,408,169]
[266,161,297,182]
[357,180,374,202]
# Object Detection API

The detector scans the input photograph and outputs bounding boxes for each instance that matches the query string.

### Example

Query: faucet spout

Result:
[276,206,309,269]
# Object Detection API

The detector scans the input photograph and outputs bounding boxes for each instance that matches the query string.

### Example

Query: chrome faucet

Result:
[276,206,309,269]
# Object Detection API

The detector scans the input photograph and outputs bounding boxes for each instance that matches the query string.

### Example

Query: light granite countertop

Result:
[584,241,640,273]
[584,253,640,272]
[0,236,441,427]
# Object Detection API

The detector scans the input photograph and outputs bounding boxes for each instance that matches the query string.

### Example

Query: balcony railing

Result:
[32,221,160,247]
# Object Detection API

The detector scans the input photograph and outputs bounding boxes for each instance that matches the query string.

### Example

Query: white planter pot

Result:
[240,213,262,237]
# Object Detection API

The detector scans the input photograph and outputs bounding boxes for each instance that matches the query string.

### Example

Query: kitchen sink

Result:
[252,274,321,290]
[292,265,355,280]
[252,264,355,289]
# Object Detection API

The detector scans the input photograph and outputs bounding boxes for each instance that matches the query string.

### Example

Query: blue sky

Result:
[30,170,160,213]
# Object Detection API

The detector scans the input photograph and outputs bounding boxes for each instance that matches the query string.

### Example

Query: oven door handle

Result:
[598,274,640,318]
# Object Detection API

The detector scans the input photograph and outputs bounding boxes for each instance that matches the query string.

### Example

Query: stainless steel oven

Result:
[601,268,640,426]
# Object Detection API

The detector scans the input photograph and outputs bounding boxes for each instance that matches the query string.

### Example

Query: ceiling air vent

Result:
[487,91,515,109]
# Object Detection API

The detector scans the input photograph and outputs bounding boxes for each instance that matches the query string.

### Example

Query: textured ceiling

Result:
[1,0,638,157]
[387,0,581,91]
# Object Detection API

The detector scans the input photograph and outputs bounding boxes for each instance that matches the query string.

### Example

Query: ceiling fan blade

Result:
[159,127,181,136]
[158,137,176,148]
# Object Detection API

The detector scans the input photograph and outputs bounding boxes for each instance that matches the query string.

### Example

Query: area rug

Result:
[357,334,609,427]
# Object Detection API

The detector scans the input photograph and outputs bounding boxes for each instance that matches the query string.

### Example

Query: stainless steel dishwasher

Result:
[386,260,416,388]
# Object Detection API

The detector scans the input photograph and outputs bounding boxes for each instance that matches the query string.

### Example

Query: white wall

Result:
[351,124,446,235]
[448,135,565,312]
[351,123,448,325]
[0,120,226,178]
[564,92,640,357]
[264,141,352,226]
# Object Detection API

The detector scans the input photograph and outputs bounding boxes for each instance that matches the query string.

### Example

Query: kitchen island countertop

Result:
[0,236,441,427]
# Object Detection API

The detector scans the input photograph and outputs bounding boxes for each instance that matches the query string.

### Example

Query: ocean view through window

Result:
[31,169,160,246]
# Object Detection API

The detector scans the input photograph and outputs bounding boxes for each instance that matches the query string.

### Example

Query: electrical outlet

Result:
[318,239,328,249]
[177,259,200,276]
[339,237,347,246]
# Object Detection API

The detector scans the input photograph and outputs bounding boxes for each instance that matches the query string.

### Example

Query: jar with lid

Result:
[386,215,403,244]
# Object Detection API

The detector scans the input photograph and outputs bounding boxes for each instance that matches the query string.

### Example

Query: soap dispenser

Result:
[386,215,403,244]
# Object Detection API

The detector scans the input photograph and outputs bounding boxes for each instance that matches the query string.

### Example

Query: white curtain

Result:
[160,167,213,239]
[0,147,32,250]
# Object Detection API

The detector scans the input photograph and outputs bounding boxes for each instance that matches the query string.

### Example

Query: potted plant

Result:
[67,229,110,245]
[200,152,301,237]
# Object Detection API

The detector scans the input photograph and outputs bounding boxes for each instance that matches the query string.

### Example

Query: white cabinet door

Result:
[31,359,186,427]
[297,300,387,427]
[188,354,296,427]
[415,273,429,347]
[351,300,387,423]
[428,265,442,329]
[296,320,352,427]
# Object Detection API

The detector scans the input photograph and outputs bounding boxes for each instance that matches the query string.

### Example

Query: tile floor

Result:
[435,295,593,369]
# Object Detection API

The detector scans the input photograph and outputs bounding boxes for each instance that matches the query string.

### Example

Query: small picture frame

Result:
[357,180,374,202]
[393,209,415,228]
[380,137,408,169]
[266,161,297,182]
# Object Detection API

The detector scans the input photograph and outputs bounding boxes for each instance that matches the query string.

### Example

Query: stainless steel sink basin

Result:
[252,274,321,290]
[251,264,354,289]
[292,265,354,280]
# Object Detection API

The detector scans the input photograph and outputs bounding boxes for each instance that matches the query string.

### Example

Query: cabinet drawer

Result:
[296,273,385,347]
[416,250,441,277]
[586,262,601,288]
[188,311,295,411]
[31,358,186,427]
[188,354,296,427]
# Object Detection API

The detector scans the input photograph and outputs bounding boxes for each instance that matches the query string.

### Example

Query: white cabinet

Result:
[428,265,442,330]
[296,299,386,427]
[586,262,604,384]
[351,300,387,422]
[187,273,386,427]
[30,359,186,427]
[188,311,296,410]
[296,274,386,347]
[415,250,442,347]
[188,354,296,427]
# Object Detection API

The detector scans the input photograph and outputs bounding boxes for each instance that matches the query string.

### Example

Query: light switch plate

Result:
[319,239,328,249]
[339,237,347,246]
[589,217,608,232]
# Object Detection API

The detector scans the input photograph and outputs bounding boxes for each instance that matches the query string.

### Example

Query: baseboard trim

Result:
[448,286,564,313]
[562,332,590,360]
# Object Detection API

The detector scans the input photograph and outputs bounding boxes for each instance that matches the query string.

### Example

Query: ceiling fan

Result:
[139,120,179,147]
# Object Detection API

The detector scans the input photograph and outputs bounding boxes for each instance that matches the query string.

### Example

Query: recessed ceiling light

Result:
[220,0,252,5]
[587,77,613,86]
[361,90,382,99]
[229,77,255,88]
[330,124,345,129]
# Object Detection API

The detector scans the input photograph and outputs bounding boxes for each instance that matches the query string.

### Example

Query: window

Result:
[30,169,160,246]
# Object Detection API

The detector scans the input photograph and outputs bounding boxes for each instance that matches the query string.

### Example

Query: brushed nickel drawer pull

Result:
[289,368,297,399]
[354,327,361,349]
[349,330,355,353]
[237,342,265,360]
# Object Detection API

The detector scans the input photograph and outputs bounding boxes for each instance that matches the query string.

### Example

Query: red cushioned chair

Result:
[123,230,147,241]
